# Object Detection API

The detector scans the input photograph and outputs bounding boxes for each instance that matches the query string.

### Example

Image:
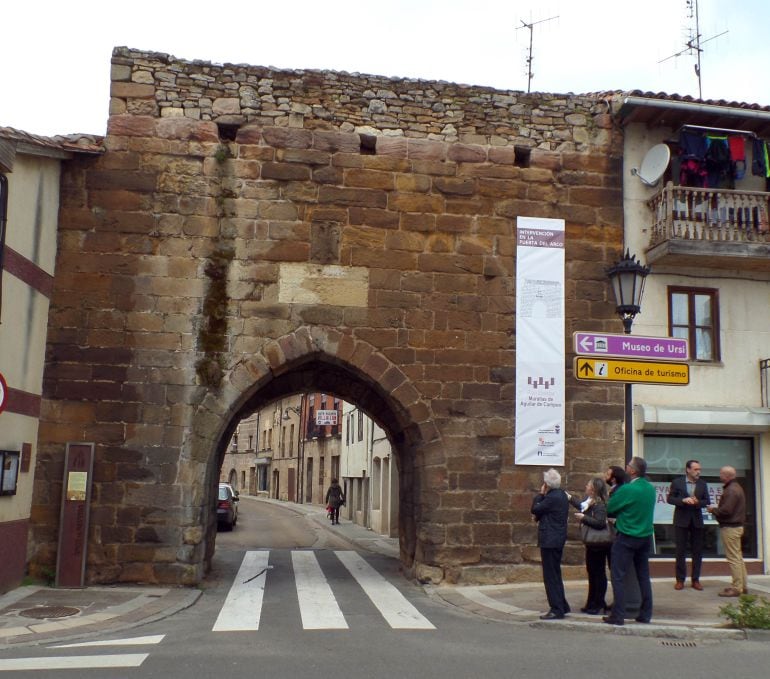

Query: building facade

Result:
[618,95,770,575]
[340,402,398,537]
[0,128,99,592]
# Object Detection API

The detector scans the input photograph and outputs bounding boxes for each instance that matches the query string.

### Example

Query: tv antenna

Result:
[659,0,727,99]
[516,15,559,94]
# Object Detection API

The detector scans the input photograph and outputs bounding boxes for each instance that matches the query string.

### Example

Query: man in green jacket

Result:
[603,456,656,626]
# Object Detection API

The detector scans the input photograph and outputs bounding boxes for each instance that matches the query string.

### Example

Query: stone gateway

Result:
[30,47,625,586]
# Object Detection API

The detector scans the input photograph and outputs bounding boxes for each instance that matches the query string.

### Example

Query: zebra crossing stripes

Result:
[0,654,148,672]
[212,550,435,632]
[292,551,348,629]
[0,636,163,672]
[213,550,270,631]
[334,551,435,629]
[51,635,166,648]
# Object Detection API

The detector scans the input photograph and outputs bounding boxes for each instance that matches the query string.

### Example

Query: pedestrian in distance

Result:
[604,456,656,626]
[531,468,570,620]
[707,466,749,597]
[570,477,612,615]
[667,459,710,591]
[325,478,345,526]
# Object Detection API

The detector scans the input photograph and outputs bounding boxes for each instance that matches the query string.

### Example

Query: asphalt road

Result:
[3,500,770,678]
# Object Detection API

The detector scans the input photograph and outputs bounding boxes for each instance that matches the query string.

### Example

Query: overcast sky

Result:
[2,0,767,137]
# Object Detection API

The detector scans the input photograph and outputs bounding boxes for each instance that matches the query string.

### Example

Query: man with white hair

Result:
[707,466,748,597]
[531,468,570,619]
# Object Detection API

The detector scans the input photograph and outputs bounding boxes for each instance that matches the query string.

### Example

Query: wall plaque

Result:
[55,443,95,588]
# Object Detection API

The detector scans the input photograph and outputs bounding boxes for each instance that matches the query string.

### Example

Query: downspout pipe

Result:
[621,96,770,124]
[0,174,8,318]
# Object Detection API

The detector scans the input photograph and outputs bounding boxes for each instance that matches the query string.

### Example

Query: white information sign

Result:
[315,410,338,426]
[514,217,565,466]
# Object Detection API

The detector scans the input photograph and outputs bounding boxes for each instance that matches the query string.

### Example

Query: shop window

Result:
[0,450,20,495]
[668,287,720,361]
[645,435,756,558]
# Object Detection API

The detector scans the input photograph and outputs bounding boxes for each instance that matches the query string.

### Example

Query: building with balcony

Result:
[618,93,770,575]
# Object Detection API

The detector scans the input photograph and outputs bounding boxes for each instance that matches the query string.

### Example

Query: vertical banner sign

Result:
[515,217,565,465]
[56,442,95,588]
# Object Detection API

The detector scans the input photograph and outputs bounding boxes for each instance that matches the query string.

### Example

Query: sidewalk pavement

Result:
[1,497,767,648]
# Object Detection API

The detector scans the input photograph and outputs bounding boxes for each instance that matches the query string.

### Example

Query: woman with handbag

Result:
[571,477,612,615]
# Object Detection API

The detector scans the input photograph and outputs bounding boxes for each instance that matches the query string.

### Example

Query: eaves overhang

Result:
[617,95,770,137]
[636,404,770,434]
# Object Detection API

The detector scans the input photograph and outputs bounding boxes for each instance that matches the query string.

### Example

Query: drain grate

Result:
[660,640,697,648]
[19,606,80,620]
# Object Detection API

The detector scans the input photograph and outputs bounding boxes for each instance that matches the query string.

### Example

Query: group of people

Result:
[531,458,748,625]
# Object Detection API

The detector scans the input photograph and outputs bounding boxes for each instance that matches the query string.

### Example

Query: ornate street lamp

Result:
[606,250,650,618]
[606,250,650,463]
[606,249,650,335]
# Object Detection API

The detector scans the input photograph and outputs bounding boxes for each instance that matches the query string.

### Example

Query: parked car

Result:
[217,483,238,530]
[220,482,239,500]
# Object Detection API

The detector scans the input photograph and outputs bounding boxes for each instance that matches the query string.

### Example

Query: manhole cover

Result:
[19,606,80,620]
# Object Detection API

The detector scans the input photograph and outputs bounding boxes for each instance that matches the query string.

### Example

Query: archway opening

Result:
[203,353,426,575]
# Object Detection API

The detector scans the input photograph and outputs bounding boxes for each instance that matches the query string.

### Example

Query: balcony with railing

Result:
[647,182,770,271]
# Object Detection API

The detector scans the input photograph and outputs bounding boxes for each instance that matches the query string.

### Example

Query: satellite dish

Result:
[632,144,670,187]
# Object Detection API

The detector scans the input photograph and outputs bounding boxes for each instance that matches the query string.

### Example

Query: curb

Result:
[427,585,749,641]
[0,588,201,650]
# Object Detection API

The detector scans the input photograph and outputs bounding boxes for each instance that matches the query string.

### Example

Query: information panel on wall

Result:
[515,217,565,466]
[56,442,95,588]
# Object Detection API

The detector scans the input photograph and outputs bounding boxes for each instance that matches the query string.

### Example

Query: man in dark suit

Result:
[667,459,710,590]
[531,468,570,620]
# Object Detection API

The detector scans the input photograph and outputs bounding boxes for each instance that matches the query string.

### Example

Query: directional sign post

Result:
[573,332,688,362]
[573,357,689,386]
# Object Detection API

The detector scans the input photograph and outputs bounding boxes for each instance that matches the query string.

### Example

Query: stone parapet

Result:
[111,47,614,151]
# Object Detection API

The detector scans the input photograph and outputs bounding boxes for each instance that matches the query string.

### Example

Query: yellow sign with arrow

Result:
[573,357,689,386]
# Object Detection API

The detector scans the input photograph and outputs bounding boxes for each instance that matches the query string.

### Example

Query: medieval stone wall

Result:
[32,47,625,585]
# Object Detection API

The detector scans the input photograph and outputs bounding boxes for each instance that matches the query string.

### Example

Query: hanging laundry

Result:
[678,129,708,187]
[679,130,708,160]
[705,136,731,188]
[680,159,707,187]
[752,138,767,176]
[728,136,746,180]
[764,142,770,179]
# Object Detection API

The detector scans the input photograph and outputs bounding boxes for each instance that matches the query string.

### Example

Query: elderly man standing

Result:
[604,456,656,626]
[531,468,570,620]
[707,466,748,597]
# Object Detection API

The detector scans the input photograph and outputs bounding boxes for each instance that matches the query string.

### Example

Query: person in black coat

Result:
[325,479,346,525]
[531,468,570,620]
[667,459,710,590]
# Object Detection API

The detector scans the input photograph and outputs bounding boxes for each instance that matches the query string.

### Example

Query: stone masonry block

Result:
[262,127,313,149]
[107,115,157,137]
[447,144,487,163]
[110,82,156,99]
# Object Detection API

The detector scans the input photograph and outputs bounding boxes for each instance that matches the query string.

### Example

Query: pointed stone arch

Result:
[188,326,440,574]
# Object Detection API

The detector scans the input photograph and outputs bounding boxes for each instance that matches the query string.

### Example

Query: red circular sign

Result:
[0,372,7,414]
